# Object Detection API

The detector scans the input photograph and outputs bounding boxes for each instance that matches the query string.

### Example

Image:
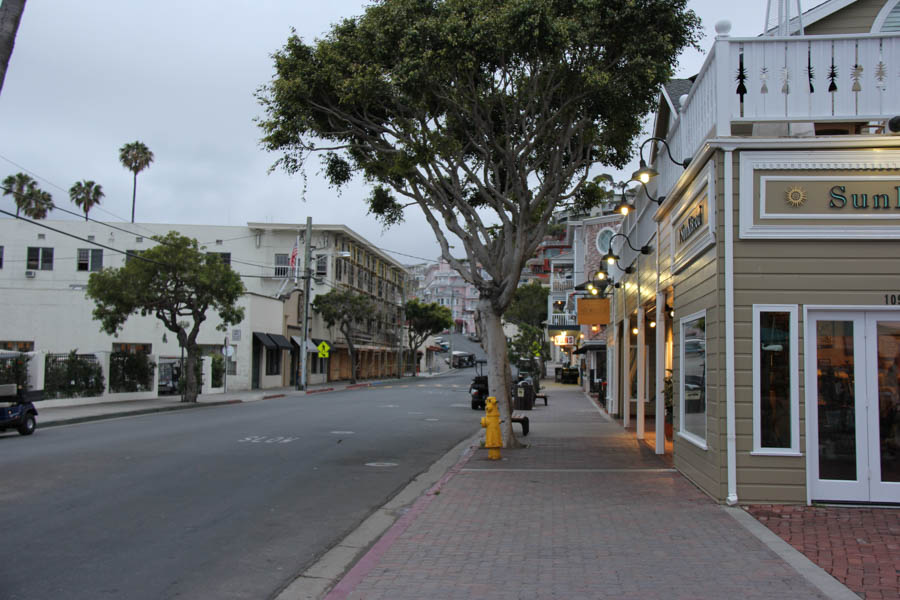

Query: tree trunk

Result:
[183,345,200,402]
[131,172,137,223]
[0,0,26,99]
[480,298,521,448]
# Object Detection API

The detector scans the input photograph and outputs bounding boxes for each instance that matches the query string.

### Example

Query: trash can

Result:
[554,367,562,382]
[513,381,535,410]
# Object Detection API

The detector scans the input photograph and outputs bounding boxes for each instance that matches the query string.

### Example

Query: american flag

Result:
[289,238,299,278]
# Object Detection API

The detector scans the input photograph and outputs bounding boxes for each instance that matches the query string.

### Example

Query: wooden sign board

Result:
[577,298,610,325]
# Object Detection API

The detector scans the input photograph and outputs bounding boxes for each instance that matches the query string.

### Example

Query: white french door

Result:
[807,310,900,503]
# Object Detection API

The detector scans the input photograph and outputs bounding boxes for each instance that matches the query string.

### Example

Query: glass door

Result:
[808,310,900,503]
[807,312,868,502]
[866,315,900,503]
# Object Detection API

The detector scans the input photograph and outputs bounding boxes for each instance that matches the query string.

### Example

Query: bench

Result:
[510,413,530,436]
[535,394,548,406]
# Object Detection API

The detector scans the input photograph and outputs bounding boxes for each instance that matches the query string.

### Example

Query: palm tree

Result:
[2,171,36,216]
[118,141,154,223]
[21,186,52,219]
[69,179,104,221]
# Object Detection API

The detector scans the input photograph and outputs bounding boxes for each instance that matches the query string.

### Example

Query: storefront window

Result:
[753,305,799,453]
[680,312,706,445]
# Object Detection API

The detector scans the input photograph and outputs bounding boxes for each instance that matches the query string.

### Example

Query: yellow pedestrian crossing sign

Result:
[317,341,330,358]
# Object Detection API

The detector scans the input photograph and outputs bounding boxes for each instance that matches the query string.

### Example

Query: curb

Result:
[306,387,335,394]
[275,432,480,600]
[38,399,243,428]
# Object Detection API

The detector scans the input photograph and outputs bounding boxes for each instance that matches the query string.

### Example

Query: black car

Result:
[0,383,37,436]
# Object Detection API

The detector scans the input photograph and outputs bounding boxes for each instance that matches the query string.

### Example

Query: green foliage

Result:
[86,231,245,401]
[507,323,547,364]
[505,281,549,329]
[405,299,453,361]
[211,353,225,388]
[118,140,154,222]
[312,288,375,383]
[44,351,105,399]
[0,353,30,389]
[258,0,699,421]
[69,179,104,221]
[3,172,53,219]
[109,351,156,393]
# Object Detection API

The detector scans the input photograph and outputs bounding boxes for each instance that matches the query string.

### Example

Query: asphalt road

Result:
[0,371,481,600]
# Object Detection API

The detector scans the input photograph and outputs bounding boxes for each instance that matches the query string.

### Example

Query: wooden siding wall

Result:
[729,147,900,503]
[804,0,885,35]
[671,155,722,499]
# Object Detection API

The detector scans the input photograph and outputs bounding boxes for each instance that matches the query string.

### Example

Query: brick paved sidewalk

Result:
[324,384,841,600]
[747,504,900,599]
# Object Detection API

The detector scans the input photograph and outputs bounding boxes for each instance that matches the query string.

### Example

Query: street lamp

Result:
[630,136,691,184]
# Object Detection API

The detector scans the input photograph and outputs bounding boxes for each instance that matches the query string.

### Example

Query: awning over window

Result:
[573,341,606,354]
[267,333,293,351]
[253,331,276,350]
[291,336,319,353]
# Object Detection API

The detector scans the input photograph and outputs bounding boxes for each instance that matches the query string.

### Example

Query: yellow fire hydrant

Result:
[480,396,502,460]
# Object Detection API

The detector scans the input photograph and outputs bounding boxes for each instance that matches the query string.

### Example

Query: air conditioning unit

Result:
[25,270,36,278]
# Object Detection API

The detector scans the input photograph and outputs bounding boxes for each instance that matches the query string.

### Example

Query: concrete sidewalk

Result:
[31,371,457,428]
[294,382,856,600]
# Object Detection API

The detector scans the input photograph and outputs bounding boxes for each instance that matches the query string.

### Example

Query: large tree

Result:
[118,140,154,223]
[86,231,245,402]
[0,0,26,98]
[69,179,104,221]
[312,288,375,384]
[405,298,453,376]
[258,0,699,444]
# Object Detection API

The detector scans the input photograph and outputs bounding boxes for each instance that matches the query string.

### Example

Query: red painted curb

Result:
[345,383,372,390]
[306,388,335,394]
[324,443,477,600]
[261,393,285,400]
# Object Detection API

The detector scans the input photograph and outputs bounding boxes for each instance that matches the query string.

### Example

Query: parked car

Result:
[0,383,37,436]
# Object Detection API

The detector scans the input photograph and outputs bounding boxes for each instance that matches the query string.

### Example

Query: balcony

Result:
[547,313,578,329]
[652,32,900,198]
[551,279,574,292]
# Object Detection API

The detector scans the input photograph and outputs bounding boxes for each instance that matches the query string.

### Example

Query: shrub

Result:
[109,351,157,393]
[0,353,30,389]
[211,354,224,388]
[44,351,105,399]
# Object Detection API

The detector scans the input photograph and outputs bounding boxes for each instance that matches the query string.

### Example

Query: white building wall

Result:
[0,219,408,392]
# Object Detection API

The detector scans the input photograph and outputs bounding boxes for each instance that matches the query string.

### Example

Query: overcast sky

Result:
[0,0,819,265]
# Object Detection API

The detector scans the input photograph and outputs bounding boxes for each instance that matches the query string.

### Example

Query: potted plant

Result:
[664,369,674,440]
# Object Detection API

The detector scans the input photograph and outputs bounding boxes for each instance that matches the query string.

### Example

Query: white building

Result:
[0,219,409,392]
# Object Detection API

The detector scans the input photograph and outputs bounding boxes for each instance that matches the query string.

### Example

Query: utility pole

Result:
[299,217,313,390]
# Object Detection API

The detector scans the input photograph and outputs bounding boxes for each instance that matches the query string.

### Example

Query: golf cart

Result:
[0,383,37,436]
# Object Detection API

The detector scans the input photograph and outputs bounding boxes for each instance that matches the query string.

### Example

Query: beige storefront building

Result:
[603,0,900,505]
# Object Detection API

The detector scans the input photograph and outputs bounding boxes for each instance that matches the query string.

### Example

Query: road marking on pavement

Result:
[379,404,399,408]
[365,462,398,468]
[424,418,439,422]
[461,468,677,473]
[407,411,424,415]
[331,431,355,435]
[238,436,299,444]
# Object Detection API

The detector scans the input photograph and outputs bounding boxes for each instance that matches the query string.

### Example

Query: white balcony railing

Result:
[551,279,574,292]
[548,314,578,327]
[656,33,900,198]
